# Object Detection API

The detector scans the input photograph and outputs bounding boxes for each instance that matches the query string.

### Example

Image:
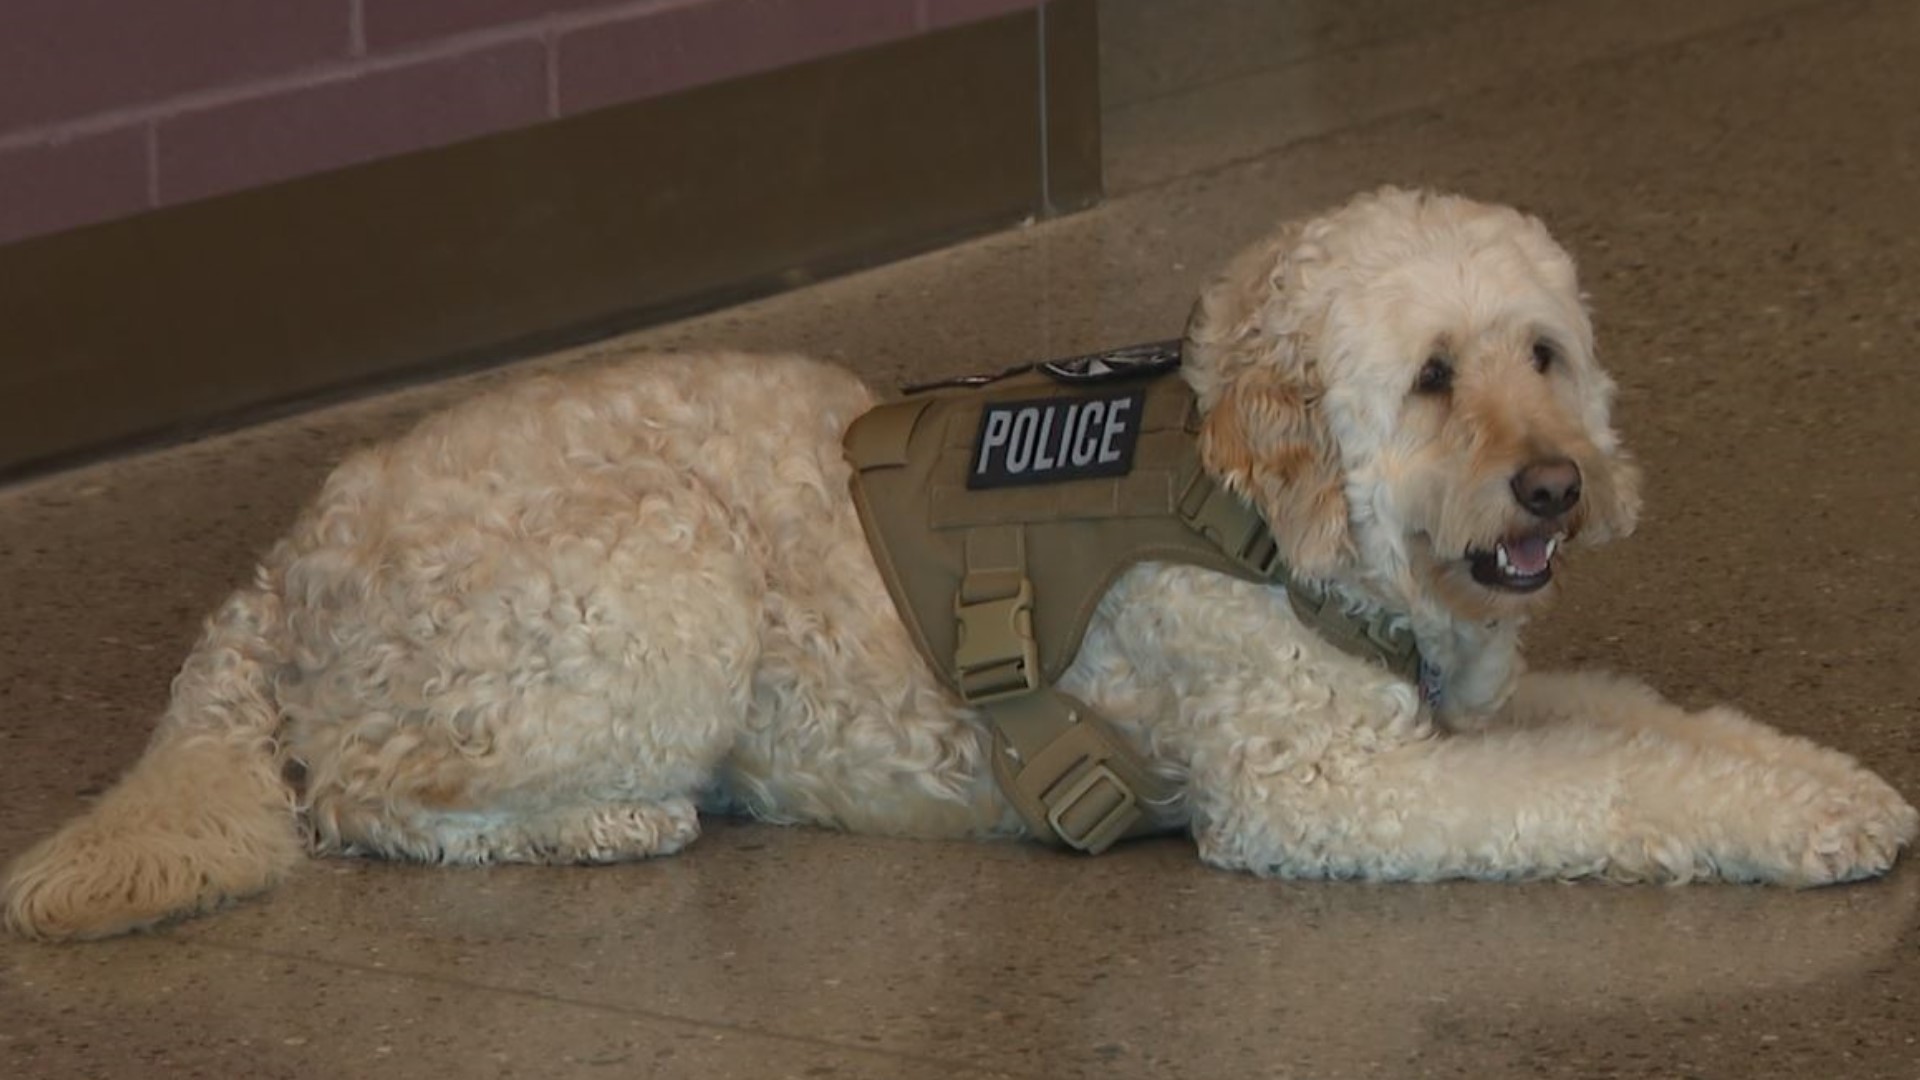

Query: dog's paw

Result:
[1765,773,1918,886]
[572,799,702,863]
[1610,755,1918,887]
[1662,715,1919,885]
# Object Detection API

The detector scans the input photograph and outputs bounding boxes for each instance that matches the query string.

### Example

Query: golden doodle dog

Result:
[7,188,1915,941]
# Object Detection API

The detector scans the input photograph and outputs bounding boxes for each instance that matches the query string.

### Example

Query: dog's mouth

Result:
[1465,531,1565,593]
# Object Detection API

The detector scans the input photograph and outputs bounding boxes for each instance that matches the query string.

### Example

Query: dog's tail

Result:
[3,583,304,940]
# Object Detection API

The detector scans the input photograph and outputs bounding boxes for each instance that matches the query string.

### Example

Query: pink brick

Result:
[156,40,548,206]
[0,126,151,246]
[0,0,350,134]
[558,0,918,117]
[364,0,639,50]
[922,0,1044,30]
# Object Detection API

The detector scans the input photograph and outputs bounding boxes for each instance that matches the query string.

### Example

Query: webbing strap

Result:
[1176,468,1283,579]
[1174,466,1422,684]
[1284,578,1423,684]
[987,691,1171,854]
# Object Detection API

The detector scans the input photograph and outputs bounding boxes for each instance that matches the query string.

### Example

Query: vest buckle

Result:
[954,578,1040,703]
[1043,759,1140,854]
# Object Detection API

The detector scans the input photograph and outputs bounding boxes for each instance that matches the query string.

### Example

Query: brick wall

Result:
[0,0,1044,246]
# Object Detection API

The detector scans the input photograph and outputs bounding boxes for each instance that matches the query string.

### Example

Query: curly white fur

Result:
[6,188,1913,941]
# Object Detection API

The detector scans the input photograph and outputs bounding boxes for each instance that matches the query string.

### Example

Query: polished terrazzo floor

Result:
[5,1,1920,1077]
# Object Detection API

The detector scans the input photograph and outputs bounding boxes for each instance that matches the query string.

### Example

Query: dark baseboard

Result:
[0,1,1100,482]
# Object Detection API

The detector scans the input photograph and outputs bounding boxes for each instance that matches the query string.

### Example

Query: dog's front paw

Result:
[1610,750,1918,886]
[1742,769,1919,886]
[1792,775,1919,885]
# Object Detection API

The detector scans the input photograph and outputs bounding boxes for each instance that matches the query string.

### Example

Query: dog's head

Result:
[1185,188,1641,621]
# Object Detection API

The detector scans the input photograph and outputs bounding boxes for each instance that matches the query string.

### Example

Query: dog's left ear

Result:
[1184,229,1353,580]
[1581,442,1643,547]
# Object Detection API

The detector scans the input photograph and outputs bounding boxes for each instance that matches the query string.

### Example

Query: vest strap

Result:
[1176,468,1284,579]
[1284,577,1423,684]
[987,691,1169,854]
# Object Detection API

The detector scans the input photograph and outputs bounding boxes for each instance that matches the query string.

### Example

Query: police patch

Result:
[967,390,1145,490]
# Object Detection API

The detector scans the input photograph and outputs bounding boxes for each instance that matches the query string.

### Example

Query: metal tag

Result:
[1039,340,1183,384]
[902,340,1183,396]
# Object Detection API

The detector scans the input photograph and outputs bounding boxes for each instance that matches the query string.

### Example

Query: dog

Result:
[6,188,1914,941]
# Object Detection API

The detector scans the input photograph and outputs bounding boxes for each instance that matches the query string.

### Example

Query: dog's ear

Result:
[1581,449,1643,546]
[1185,229,1352,580]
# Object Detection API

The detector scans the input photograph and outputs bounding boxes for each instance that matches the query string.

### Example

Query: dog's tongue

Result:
[1502,536,1553,575]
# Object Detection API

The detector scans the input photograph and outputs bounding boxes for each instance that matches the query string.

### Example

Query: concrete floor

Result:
[5,0,1920,1076]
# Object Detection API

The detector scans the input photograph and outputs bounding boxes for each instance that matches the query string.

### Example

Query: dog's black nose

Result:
[1511,457,1582,518]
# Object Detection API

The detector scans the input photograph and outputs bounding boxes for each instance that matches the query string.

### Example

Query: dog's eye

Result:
[1414,355,1454,395]
[1531,340,1558,373]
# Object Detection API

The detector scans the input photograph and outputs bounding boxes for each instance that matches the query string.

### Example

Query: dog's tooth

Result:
[1545,537,1559,560]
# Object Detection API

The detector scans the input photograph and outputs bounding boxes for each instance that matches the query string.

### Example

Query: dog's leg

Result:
[1509,670,1901,789]
[296,606,756,867]
[324,797,703,865]
[1503,670,1918,876]
[1190,702,1917,886]
[286,518,765,868]
[1086,567,1916,886]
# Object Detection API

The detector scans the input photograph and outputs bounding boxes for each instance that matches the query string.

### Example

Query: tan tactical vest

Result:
[843,343,1422,853]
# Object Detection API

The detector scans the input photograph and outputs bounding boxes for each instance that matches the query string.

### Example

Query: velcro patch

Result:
[967,390,1145,490]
